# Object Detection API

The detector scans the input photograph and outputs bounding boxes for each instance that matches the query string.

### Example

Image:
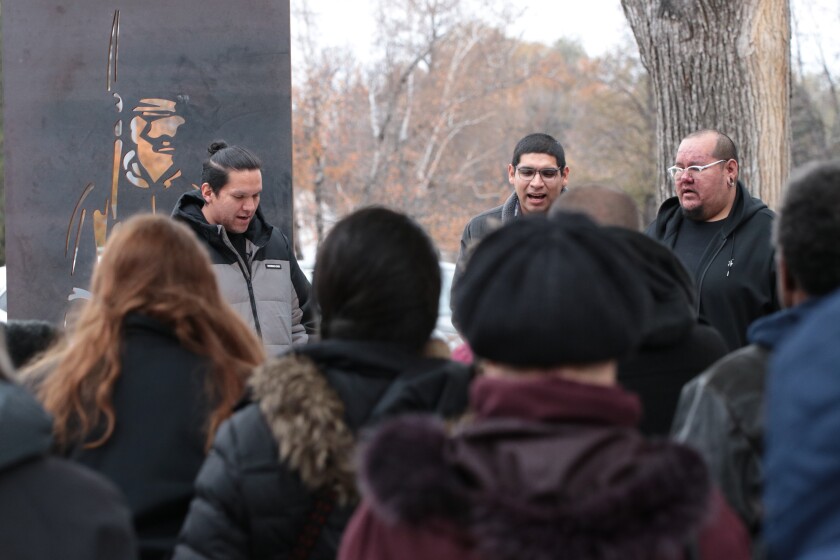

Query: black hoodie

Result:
[646,181,779,351]
[608,228,729,435]
[0,381,137,560]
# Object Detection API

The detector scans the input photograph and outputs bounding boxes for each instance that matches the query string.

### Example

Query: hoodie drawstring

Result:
[726,232,736,277]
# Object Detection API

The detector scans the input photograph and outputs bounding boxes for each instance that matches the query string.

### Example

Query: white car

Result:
[434,262,462,350]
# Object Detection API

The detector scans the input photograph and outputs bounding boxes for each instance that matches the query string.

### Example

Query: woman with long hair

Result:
[28,214,265,560]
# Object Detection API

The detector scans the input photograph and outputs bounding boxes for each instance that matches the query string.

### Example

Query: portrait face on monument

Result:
[3,1,294,322]
[125,98,186,189]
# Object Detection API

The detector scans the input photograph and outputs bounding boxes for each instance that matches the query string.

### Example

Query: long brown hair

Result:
[30,214,264,449]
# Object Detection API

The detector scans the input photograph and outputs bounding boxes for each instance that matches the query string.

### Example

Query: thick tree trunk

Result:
[621,0,790,209]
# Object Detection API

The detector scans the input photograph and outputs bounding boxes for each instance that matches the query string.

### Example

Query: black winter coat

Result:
[174,339,473,560]
[646,181,779,351]
[70,314,215,560]
[609,228,729,436]
[0,380,137,560]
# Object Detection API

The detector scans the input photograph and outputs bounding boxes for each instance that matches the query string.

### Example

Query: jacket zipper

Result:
[243,266,263,340]
[695,236,728,314]
[221,230,263,340]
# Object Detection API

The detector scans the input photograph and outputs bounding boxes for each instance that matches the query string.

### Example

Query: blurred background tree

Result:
[289,0,840,262]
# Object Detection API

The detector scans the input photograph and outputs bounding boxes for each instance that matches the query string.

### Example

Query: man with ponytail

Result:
[174,141,317,355]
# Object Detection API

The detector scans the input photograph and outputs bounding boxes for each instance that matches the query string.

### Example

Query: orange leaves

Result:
[292,15,656,250]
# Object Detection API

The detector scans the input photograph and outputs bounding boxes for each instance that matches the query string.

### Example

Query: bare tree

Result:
[621,0,791,208]
[292,0,363,250]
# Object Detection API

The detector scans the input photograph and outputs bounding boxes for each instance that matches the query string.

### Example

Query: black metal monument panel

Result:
[3,1,293,322]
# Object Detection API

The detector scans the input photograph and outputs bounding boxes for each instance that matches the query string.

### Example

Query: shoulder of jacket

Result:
[695,345,768,390]
[248,354,357,505]
[470,205,503,225]
[754,206,777,223]
[648,197,681,235]
[252,227,294,261]
[728,206,775,243]
[464,205,504,241]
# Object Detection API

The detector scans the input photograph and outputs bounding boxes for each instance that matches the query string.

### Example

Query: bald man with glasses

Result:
[646,129,779,351]
[453,133,569,297]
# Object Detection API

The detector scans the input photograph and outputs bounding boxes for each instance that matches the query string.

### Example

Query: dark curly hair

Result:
[775,159,840,296]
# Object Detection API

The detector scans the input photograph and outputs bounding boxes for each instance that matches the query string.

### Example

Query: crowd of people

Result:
[0,133,838,560]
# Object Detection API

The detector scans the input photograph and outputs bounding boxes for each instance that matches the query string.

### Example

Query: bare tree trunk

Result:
[621,0,790,209]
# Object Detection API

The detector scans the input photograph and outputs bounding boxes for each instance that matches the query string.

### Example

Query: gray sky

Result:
[295,0,840,73]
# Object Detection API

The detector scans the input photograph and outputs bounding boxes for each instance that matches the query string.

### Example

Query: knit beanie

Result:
[452,213,651,367]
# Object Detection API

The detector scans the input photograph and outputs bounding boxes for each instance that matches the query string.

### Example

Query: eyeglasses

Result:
[516,166,565,182]
[667,159,727,181]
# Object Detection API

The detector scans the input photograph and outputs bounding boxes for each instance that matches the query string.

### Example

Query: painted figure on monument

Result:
[123,98,186,192]
[66,10,191,279]
[65,10,193,313]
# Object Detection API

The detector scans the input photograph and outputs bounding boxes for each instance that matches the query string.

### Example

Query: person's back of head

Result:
[453,213,651,368]
[775,159,840,300]
[315,207,440,351]
[549,184,642,231]
[605,227,696,334]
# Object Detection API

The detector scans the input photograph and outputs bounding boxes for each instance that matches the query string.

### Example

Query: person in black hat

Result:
[550,185,730,436]
[340,214,751,560]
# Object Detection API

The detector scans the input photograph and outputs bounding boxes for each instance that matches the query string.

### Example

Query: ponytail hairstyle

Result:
[201,140,262,194]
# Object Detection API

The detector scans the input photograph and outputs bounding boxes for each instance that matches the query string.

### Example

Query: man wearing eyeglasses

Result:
[646,129,779,351]
[453,133,569,291]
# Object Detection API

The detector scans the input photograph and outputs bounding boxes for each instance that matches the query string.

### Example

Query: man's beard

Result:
[680,204,706,221]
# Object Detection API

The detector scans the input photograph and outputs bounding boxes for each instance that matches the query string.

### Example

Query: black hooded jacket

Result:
[609,228,728,436]
[174,339,473,560]
[0,381,137,560]
[646,181,779,351]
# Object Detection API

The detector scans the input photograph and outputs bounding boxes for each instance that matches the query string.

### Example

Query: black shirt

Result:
[673,219,724,276]
[227,232,250,264]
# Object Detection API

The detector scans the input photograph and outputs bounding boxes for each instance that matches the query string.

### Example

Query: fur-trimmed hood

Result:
[358,376,712,560]
[250,352,357,505]
[248,340,473,506]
